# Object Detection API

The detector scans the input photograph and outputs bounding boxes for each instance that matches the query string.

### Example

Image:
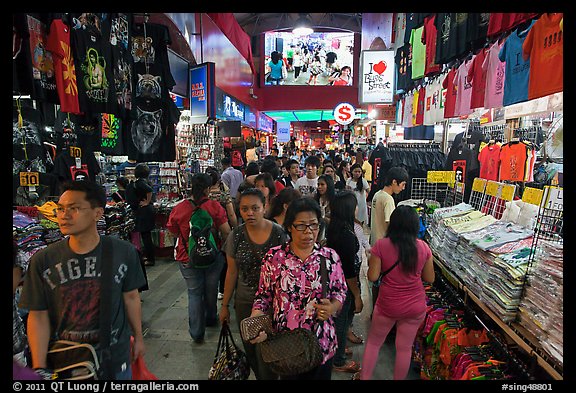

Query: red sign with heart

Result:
[373,61,387,75]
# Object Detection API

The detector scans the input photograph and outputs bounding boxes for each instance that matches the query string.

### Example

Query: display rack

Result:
[468,178,517,220]
[411,170,457,207]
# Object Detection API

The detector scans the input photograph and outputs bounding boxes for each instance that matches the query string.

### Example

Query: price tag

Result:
[500,184,516,201]
[485,181,500,197]
[543,186,563,211]
[70,146,82,158]
[455,182,465,193]
[522,187,544,206]
[427,171,455,184]
[19,171,40,187]
[472,178,487,193]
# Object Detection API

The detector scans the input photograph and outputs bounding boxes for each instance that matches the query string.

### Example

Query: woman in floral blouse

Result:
[249,197,348,380]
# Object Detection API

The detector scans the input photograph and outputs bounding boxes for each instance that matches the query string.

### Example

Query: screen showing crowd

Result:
[263,31,355,86]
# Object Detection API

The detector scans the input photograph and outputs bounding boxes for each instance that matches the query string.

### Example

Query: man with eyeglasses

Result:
[19,180,146,380]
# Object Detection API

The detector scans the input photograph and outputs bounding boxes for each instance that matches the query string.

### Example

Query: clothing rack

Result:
[388,142,441,151]
[512,126,543,147]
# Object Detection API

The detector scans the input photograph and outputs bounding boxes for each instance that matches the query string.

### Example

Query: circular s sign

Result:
[333,102,356,125]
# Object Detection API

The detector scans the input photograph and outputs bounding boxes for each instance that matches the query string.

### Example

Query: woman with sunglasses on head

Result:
[248,197,348,380]
[219,188,288,380]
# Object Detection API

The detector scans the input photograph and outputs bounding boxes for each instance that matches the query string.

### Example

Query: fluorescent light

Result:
[292,14,314,36]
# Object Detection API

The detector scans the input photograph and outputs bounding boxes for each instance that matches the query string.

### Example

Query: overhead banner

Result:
[258,112,274,133]
[190,62,215,120]
[277,122,291,142]
[359,50,395,104]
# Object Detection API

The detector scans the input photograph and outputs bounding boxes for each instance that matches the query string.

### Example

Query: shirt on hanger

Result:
[478,143,501,181]
[421,14,441,76]
[453,58,473,117]
[467,47,488,109]
[410,26,426,80]
[395,43,413,92]
[482,41,506,109]
[499,142,528,181]
[442,68,458,118]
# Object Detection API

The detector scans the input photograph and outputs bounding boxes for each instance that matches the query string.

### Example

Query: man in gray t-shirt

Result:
[19,180,145,380]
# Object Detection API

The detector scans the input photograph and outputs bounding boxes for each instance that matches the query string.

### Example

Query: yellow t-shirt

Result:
[370,189,395,246]
[362,160,373,182]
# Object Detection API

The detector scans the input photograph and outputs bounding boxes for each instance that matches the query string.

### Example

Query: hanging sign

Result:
[333,102,356,125]
[190,62,215,120]
[427,171,455,184]
[500,184,516,201]
[542,186,563,210]
[485,181,500,197]
[277,122,291,143]
[522,187,544,206]
[359,50,395,104]
[19,172,40,187]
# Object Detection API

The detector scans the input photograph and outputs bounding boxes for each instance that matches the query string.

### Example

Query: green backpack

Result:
[187,200,218,268]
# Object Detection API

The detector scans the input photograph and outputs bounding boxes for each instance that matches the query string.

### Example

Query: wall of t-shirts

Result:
[13,13,180,206]
[394,13,563,140]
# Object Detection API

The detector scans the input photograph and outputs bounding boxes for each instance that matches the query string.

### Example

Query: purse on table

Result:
[257,255,329,376]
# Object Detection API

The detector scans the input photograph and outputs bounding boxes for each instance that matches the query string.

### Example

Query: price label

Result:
[522,187,544,206]
[70,146,82,158]
[20,171,40,187]
[427,171,455,184]
[472,178,487,193]
[485,181,500,197]
[501,184,516,201]
[455,182,465,193]
[543,186,563,211]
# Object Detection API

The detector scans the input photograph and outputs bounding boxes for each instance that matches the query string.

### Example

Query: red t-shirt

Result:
[478,144,501,181]
[166,198,228,262]
[421,14,441,76]
[274,180,285,193]
[487,13,540,37]
[499,142,528,181]
[467,47,488,109]
[46,19,82,114]
[415,86,426,126]
[442,68,457,118]
[522,13,563,100]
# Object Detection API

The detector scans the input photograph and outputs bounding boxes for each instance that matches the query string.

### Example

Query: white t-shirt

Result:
[295,176,318,197]
[346,178,369,224]
[370,190,396,245]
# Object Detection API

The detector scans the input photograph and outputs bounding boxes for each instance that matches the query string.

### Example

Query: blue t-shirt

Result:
[268,60,283,79]
[498,21,535,106]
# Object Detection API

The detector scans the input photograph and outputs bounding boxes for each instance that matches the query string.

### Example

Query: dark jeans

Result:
[281,357,333,380]
[140,231,155,266]
[332,288,354,367]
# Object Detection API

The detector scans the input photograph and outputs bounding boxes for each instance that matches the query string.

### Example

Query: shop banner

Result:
[277,122,291,142]
[359,50,395,104]
[190,62,215,120]
[258,113,274,133]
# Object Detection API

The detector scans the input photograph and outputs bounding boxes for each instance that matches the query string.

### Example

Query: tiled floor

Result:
[140,253,421,381]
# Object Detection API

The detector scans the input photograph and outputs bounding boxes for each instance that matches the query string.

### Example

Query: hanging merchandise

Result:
[452,57,473,117]
[421,14,441,76]
[487,13,540,39]
[466,13,491,52]
[69,13,116,115]
[498,140,528,182]
[46,17,82,114]
[481,40,506,109]
[522,13,563,100]
[466,47,488,110]
[434,13,459,65]
[478,142,501,181]
[100,113,125,155]
[395,42,413,92]
[54,111,102,154]
[410,25,426,80]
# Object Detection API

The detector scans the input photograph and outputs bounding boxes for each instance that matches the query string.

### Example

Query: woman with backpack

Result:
[219,188,287,379]
[166,173,231,344]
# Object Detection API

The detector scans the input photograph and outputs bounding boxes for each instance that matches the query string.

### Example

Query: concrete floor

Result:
[139,252,421,381]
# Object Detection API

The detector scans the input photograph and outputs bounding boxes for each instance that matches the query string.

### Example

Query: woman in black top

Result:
[326,190,362,373]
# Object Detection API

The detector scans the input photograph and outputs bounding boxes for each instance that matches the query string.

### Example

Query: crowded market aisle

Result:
[139,250,420,380]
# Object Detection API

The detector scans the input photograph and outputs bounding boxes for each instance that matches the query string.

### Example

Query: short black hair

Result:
[59,180,107,208]
[260,158,280,179]
[283,197,322,236]
[238,187,266,206]
[134,163,150,179]
[304,155,320,168]
[285,159,299,170]
[221,157,231,166]
[205,166,221,186]
[245,162,260,176]
[384,167,409,187]
[116,176,129,189]
[191,173,212,201]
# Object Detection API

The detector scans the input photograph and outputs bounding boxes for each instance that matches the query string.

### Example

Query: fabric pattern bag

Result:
[208,321,250,380]
[259,328,323,376]
[240,314,273,342]
[47,340,100,380]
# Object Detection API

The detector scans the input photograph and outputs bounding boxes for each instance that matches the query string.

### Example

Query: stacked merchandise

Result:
[104,204,135,240]
[517,240,563,365]
[427,204,535,322]
[13,209,64,261]
[157,162,179,201]
[416,278,533,380]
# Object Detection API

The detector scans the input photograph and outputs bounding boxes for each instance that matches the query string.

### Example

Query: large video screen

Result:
[263,31,355,86]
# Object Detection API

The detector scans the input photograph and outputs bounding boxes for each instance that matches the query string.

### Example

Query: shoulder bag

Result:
[375,259,400,286]
[257,255,327,376]
[47,236,114,380]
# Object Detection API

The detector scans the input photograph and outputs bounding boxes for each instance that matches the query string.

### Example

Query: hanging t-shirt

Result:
[421,14,441,76]
[395,43,413,92]
[435,13,459,65]
[434,73,447,124]
[404,13,419,44]
[453,58,473,117]
[487,13,539,38]
[453,13,473,61]
[499,142,528,182]
[522,13,563,100]
[446,145,472,184]
[70,16,115,115]
[466,13,491,52]
[52,149,101,183]
[54,111,101,154]
[478,143,501,181]
[13,104,49,176]
[466,47,488,110]
[100,113,125,155]
[482,41,506,109]
[498,22,534,106]
[423,79,437,126]
[410,26,426,80]
[14,14,59,103]
[46,18,82,114]
[13,172,59,207]
[415,85,426,126]
[402,93,414,128]
[442,68,458,118]
[394,13,406,45]
[411,89,420,126]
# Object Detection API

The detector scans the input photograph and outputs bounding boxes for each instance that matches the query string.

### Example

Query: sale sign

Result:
[359,50,395,104]
[333,102,356,125]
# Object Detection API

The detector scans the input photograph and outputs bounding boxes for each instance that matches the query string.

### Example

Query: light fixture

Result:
[292,14,314,36]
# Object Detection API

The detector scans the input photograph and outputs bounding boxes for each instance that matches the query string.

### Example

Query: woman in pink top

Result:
[359,205,435,380]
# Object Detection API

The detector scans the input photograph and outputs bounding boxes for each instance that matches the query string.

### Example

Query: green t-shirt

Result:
[410,26,426,80]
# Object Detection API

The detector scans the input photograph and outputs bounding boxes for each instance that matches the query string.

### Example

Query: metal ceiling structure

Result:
[233,13,363,37]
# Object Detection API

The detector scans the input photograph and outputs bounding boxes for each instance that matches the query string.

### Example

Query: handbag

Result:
[257,255,328,376]
[240,314,273,342]
[208,321,250,380]
[47,237,115,380]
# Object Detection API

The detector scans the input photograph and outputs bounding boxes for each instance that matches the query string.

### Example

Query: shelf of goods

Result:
[426,202,563,380]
